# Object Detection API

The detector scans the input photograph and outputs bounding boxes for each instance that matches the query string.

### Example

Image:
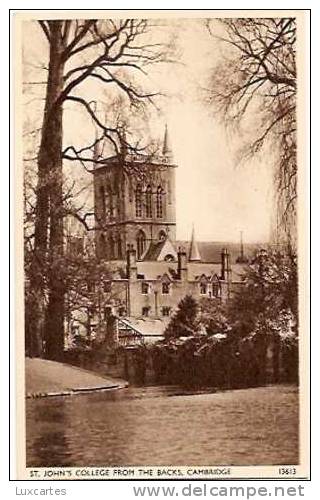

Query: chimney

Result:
[221,248,231,281]
[126,244,137,280]
[177,246,188,281]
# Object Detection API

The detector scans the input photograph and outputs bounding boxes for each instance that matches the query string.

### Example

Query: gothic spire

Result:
[188,225,201,262]
[162,123,173,158]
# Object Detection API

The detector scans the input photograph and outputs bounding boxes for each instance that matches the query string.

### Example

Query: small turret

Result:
[188,225,201,262]
[162,124,173,159]
[236,230,249,263]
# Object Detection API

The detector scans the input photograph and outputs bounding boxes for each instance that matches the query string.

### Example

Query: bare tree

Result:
[206,18,296,248]
[28,19,170,359]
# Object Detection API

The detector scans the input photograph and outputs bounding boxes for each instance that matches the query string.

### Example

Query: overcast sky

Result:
[22,17,274,244]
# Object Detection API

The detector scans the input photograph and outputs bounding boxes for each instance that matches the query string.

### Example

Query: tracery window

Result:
[146,185,152,218]
[156,186,163,218]
[136,230,146,259]
[117,235,122,259]
[108,185,114,217]
[108,234,115,260]
[135,184,142,217]
[99,186,106,217]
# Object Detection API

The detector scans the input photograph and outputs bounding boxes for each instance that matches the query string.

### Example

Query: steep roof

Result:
[118,317,168,337]
[143,240,164,261]
[175,241,261,264]
[188,226,201,261]
[143,238,177,261]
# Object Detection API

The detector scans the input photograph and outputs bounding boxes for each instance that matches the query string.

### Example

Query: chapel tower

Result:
[94,126,177,261]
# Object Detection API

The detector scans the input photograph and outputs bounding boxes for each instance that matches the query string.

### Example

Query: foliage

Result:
[198,297,231,336]
[164,295,200,340]
[152,248,299,388]
[228,249,298,338]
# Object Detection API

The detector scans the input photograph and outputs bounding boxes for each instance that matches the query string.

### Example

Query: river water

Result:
[26,384,299,467]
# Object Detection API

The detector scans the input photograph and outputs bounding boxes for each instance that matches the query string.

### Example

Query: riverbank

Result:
[25,357,128,398]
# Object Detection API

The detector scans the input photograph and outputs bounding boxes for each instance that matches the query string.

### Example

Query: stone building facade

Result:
[94,126,177,262]
[67,128,247,346]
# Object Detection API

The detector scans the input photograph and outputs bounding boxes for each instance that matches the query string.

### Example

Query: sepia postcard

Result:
[13,9,310,480]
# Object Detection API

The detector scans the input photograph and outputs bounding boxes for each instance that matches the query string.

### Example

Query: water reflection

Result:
[27,399,73,466]
[26,385,299,467]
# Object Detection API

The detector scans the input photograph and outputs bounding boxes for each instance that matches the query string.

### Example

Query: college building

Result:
[66,127,250,347]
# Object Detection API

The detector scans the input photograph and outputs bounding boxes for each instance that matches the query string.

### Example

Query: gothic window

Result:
[99,234,106,259]
[135,184,142,217]
[141,282,149,294]
[156,186,163,218]
[117,235,122,259]
[162,282,170,294]
[129,175,133,202]
[162,306,171,317]
[108,185,114,217]
[99,186,106,217]
[146,185,152,218]
[136,230,146,259]
[108,234,115,260]
[200,283,207,295]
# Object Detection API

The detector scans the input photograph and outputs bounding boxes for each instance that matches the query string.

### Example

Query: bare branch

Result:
[62,20,97,61]
[38,21,51,43]
[206,17,297,245]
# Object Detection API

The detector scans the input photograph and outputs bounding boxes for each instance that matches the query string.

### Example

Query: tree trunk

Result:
[45,158,65,359]
[28,21,66,359]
